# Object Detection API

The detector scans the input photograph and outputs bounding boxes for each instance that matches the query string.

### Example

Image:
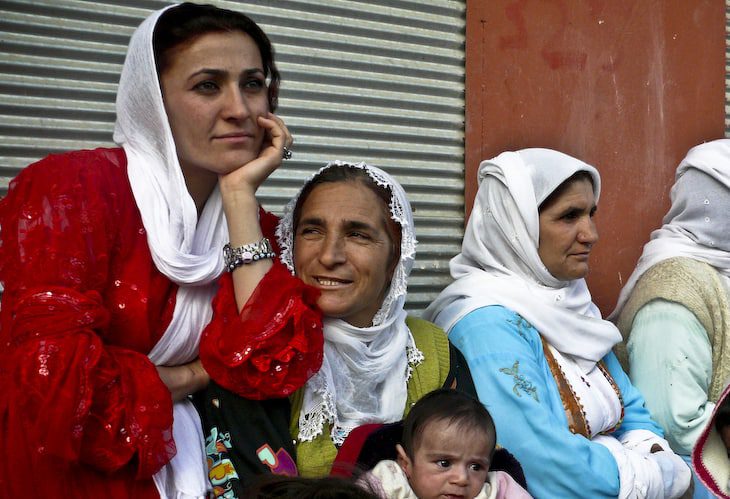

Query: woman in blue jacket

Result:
[424,148,690,499]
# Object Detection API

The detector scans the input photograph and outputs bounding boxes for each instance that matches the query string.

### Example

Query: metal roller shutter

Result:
[0,0,465,314]
[727,0,730,136]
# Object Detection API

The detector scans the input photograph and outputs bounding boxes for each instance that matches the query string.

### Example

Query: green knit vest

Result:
[289,316,450,477]
[615,257,730,402]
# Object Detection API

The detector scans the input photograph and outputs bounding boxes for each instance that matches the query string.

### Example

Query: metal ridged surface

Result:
[0,0,465,313]
[727,0,730,136]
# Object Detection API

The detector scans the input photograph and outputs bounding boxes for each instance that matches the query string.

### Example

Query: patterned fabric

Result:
[0,148,322,498]
[196,384,296,498]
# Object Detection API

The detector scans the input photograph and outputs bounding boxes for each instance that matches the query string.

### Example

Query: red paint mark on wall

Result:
[499,0,528,50]
[541,0,587,70]
[541,49,587,70]
[500,0,587,70]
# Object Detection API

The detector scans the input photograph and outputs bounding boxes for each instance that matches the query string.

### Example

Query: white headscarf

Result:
[276,161,422,446]
[611,139,730,319]
[423,148,621,373]
[113,5,228,497]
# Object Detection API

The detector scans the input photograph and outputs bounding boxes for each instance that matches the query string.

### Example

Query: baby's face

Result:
[397,420,492,499]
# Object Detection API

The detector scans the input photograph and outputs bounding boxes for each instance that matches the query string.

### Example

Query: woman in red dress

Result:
[0,3,322,498]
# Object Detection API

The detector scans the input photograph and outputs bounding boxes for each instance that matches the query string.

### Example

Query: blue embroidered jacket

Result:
[450,305,663,499]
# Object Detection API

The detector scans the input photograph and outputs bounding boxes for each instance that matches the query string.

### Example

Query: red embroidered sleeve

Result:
[0,151,174,478]
[200,209,324,399]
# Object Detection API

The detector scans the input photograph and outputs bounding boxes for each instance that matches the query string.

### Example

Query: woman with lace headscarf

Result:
[199,161,475,495]
[612,139,730,499]
[0,4,322,498]
[423,148,690,498]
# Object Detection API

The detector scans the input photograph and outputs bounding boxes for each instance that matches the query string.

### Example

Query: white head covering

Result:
[423,148,621,373]
[112,4,232,497]
[276,161,422,445]
[113,5,227,285]
[611,139,730,319]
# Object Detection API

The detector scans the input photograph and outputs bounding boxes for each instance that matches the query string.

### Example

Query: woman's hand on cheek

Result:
[218,112,293,198]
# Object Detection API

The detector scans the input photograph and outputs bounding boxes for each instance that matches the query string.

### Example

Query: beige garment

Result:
[361,460,497,499]
[615,257,730,401]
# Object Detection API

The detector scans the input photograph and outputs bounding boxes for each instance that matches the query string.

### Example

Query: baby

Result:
[360,389,531,499]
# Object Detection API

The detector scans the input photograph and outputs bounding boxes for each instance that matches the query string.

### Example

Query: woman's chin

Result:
[569,266,590,281]
[210,148,262,174]
[553,264,590,281]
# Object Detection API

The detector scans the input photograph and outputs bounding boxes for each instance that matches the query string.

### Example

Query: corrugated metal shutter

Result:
[727,0,730,136]
[0,0,465,314]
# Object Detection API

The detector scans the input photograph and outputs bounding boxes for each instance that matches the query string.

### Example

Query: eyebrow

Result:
[559,206,582,215]
[189,68,265,79]
[344,219,379,232]
[298,216,325,227]
[558,203,597,215]
[297,217,382,233]
[423,451,489,463]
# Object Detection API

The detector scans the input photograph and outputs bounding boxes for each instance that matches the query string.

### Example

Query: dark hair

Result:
[401,388,496,460]
[243,475,380,499]
[538,171,595,213]
[152,2,280,111]
[293,165,402,262]
[715,394,730,434]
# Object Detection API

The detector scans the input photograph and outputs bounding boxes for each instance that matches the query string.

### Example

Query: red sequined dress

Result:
[0,148,323,498]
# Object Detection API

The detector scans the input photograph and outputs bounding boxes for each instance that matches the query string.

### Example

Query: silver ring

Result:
[282,147,292,160]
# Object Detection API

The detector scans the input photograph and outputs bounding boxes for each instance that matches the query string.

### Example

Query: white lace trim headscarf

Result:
[276,160,422,445]
[611,139,730,319]
[423,148,621,373]
[113,5,226,498]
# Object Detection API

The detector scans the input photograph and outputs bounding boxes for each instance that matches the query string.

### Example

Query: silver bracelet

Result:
[223,237,276,272]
